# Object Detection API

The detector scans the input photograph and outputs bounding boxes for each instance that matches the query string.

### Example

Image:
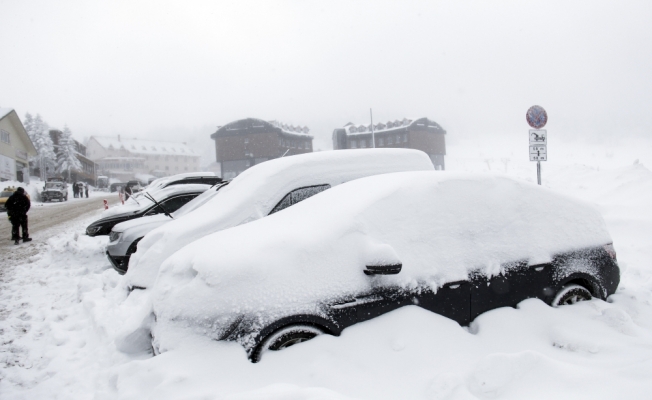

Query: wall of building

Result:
[212,119,313,179]
[0,113,34,181]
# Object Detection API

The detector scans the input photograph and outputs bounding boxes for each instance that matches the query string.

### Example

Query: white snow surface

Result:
[3,142,652,399]
[125,148,435,289]
[152,172,611,347]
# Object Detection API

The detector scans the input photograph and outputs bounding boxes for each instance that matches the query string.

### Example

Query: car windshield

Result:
[172,182,228,218]
[45,183,63,189]
[1,191,13,197]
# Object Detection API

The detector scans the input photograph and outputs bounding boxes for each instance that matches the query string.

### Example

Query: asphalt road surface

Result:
[0,196,113,265]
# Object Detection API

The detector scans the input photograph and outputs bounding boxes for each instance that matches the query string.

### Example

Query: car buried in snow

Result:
[148,171,620,362]
[106,181,230,274]
[122,148,436,288]
[86,183,213,237]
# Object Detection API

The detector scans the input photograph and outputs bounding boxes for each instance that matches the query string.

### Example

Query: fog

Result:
[1,0,651,164]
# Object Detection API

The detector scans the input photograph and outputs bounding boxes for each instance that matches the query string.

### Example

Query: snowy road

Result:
[0,197,114,265]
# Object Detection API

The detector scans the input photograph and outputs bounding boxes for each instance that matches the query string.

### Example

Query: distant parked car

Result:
[41,180,68,202]
[85,183,212,236]
[148,172,620,362]
[123,149,435,289]
[110,182,124,193]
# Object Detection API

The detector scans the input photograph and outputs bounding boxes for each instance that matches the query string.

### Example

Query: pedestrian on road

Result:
[85,184,89,198]
[124,185,132,200]
[5,187,32,245]
[73,182,79,198]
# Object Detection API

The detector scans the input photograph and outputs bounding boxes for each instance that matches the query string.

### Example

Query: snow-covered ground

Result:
[1,141,652,399]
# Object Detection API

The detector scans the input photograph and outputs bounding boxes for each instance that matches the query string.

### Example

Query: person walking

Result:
[124,184,132,200]
[5,187,32,245]
[73,181,79,198]
[85,183,89,198]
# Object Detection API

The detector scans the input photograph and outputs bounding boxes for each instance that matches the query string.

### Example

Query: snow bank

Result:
[151,172,611,349]
[126,149,435,289]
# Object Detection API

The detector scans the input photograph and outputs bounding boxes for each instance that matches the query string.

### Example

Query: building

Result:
[86,136,202,182]
[48,129,98,184]
[211,118,313,180]
[0,108,37,182]
[332,117,446,170]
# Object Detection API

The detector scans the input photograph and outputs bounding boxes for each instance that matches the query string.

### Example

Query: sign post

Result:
[526,106,548,185]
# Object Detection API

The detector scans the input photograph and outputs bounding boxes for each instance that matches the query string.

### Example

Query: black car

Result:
[86,184,211,236]
[148,172,621,362]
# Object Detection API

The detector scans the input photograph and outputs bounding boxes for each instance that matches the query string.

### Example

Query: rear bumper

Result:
[107,251,129,274]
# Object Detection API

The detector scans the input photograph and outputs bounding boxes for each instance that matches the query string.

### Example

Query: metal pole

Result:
[537,161,541,185]
[370,108,375,148]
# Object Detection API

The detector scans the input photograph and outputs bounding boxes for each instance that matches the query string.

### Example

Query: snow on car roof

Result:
[151,171,612,334]
[100,183,212,217]
[125,148,435,289]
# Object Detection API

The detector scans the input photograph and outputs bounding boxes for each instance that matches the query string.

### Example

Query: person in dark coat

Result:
[5,187,32,245]
[84,184,89,198]
[73,181,79,198]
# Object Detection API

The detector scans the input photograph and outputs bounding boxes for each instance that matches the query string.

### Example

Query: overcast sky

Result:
[1,0,651,160]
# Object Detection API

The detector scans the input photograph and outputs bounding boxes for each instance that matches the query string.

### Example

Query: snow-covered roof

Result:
[343,117,445,136]
[91,136,199,156]
[212,118,312,138]
[267,120,310,135]
[0,108,14,120]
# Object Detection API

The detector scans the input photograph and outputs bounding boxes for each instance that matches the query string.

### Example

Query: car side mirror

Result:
[364,263,402,276]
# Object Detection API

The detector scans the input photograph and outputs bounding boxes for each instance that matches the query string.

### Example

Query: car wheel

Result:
[552,284,592,307]
[252,324,324,362]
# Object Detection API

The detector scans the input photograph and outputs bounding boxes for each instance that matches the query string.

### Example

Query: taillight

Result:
[603,243,617,261]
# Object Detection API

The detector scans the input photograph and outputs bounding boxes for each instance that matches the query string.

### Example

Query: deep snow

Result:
[1,144,652,399]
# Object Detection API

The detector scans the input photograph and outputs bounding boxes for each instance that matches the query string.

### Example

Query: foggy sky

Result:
[1,0,651,158]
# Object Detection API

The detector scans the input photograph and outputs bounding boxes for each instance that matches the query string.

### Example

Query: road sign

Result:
[526,105,548,129]
[530,153,547,161]
[529,129,547,144]
[529,145,547,154]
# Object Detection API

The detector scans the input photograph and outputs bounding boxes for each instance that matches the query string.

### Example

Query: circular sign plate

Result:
[526,105,548,129]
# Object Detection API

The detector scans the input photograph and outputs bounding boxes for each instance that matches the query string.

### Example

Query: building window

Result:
[360,139,366,148]
[0,129,10,144]
[350,140,357,149]
[379,137,384,146]
[396,135,401,144]
[403,134,408,143]
[388,136,394,145]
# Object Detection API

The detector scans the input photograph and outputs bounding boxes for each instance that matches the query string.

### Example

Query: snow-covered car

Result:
[124,149,436,289]
[106,181,229,274]
[41,181,68,202]
[149,172,620,362]
[85,183,212,236]
[140,172,222,193]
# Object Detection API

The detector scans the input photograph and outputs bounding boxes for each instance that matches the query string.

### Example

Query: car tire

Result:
[552,284,592,307]
[252,324,324,363]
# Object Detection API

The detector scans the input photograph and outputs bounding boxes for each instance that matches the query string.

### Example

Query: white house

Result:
[86,136,202,182]
[0,108,37,182]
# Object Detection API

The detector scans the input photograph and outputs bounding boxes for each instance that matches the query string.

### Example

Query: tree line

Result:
[23,112,82,179]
